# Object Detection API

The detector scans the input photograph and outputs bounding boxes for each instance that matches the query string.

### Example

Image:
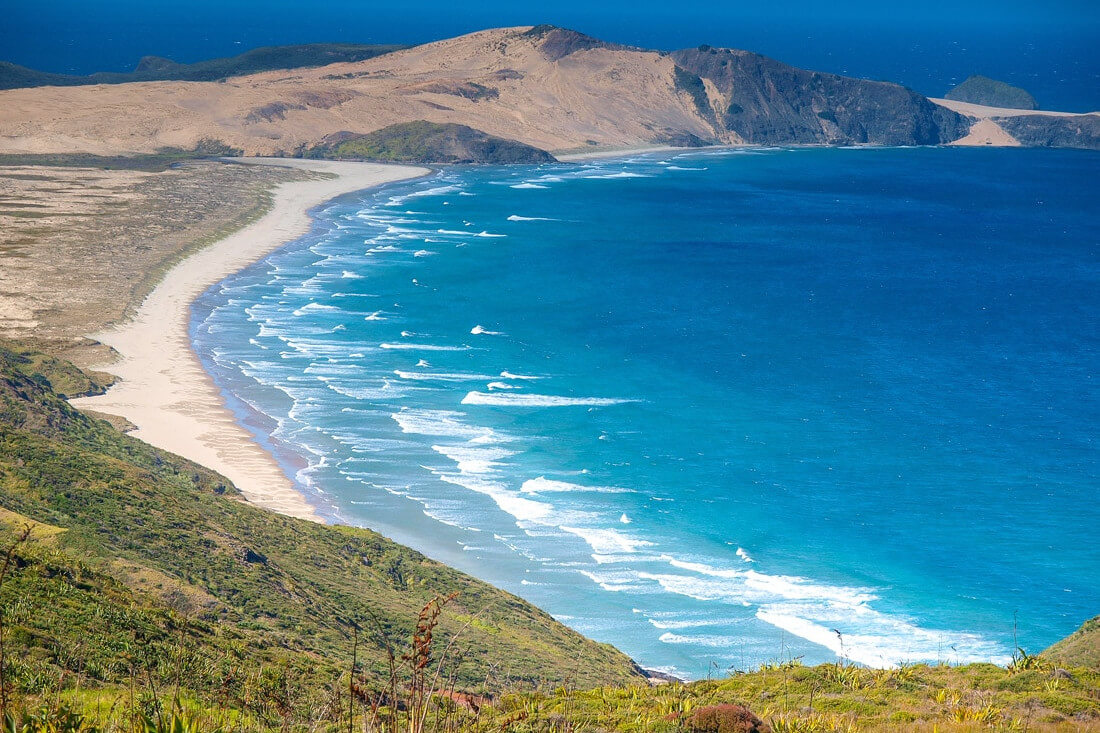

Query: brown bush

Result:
[688,704,771,733]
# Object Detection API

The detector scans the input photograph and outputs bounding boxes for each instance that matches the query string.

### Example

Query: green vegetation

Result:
[0,141,243,172]
[1044,616,1100,671]
[0,342,644,728]
[0,344,1097,732]
[945,75,1039,110]
[0,44,408,90]
[672,66,715,126]
[304,122,556,164]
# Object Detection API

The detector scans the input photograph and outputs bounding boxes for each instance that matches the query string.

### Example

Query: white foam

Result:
[391,408,512,443]
[510,183,549,189]
[364,311,386,321]
[413,250,435,257]
[658,632,741,649]
[431,444,516,474]
[461,392,633,407]
[486,381,516,390]
[507,214,556,221]
[380,343,470,351]
[292,302,340,316]
[647,618,724,631]
[583,171,652,180]
[736,547,755,563]
[755,607,1012,669]
[394,370,499,382]
[500,371,540,380]
[620,513,632,524]
[561,526,654,555]
[437,474,553,523]
[475,231,507,238]
[520,477,634,494]
[470,325,505,335]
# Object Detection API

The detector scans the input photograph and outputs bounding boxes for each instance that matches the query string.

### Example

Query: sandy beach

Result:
[71,159,428,521]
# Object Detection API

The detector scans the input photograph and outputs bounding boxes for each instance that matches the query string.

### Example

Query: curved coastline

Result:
[71,158,429,522]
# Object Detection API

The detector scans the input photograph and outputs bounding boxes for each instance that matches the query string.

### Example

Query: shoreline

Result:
[71,158,429,522]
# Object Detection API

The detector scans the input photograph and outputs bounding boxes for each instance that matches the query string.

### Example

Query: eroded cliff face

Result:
[670,46,971,146]
[995,114,1100,150]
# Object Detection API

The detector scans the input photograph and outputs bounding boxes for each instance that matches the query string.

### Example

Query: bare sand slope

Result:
[946,118,1021,147]
[930,98,1098,118]
[932,98,1099,147]
[0,28,710,156]
[71,159,427,521]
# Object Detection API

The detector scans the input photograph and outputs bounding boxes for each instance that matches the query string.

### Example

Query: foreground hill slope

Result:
[0,343,645,709]
[0,25,975,156]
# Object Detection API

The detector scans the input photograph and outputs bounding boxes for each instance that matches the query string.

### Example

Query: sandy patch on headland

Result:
[71,159,427,521]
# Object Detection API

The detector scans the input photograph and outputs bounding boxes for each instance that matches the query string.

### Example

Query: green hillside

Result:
[0,342,643,727]
[305,121,557,164]
[945,75,1039,110]
[0,44,407,90]
[1,341,1097,730]
[1044,616,1100,671]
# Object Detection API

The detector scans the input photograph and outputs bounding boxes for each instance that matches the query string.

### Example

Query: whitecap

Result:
[561,526,654,554]
[461,392,633,407]
[394,370,498,382]
[510,183,549,189]
[520,477,634,494]
[507,214,556,221]
[380,343,470,351]
[470,325,505,335]
[500,370,540,380]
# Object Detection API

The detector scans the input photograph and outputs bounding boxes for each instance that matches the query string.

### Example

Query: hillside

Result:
[1044,616,1100,670]
[0,26,978,157]
[0,341,645,723]
[945,75,1038,110]
[306,121,557,163]
[0,43,407,90]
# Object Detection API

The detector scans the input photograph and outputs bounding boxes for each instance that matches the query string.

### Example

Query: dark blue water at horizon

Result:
[193,147,1098,678]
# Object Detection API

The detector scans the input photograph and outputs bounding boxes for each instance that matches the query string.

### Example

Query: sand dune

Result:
[0,28,710,156]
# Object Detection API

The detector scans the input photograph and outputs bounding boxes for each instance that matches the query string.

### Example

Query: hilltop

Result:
[946,75,1039,110]
[1,25,1096,159]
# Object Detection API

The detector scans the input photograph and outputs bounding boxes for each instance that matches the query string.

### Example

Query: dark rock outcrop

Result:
[996,114,1100,150]
[524,25,637,62]
[946,75,1038,110]
[671,47,971,146]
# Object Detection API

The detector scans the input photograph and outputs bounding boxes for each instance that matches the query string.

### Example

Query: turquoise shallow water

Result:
[193,147,1098,678]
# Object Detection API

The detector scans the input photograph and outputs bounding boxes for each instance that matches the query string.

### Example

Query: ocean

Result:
[192,146,1098,678]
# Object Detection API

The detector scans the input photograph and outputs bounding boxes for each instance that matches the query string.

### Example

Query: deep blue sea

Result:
[193,147,1098,678]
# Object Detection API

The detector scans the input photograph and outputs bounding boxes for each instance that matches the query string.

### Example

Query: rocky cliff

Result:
[671,46,970,145]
